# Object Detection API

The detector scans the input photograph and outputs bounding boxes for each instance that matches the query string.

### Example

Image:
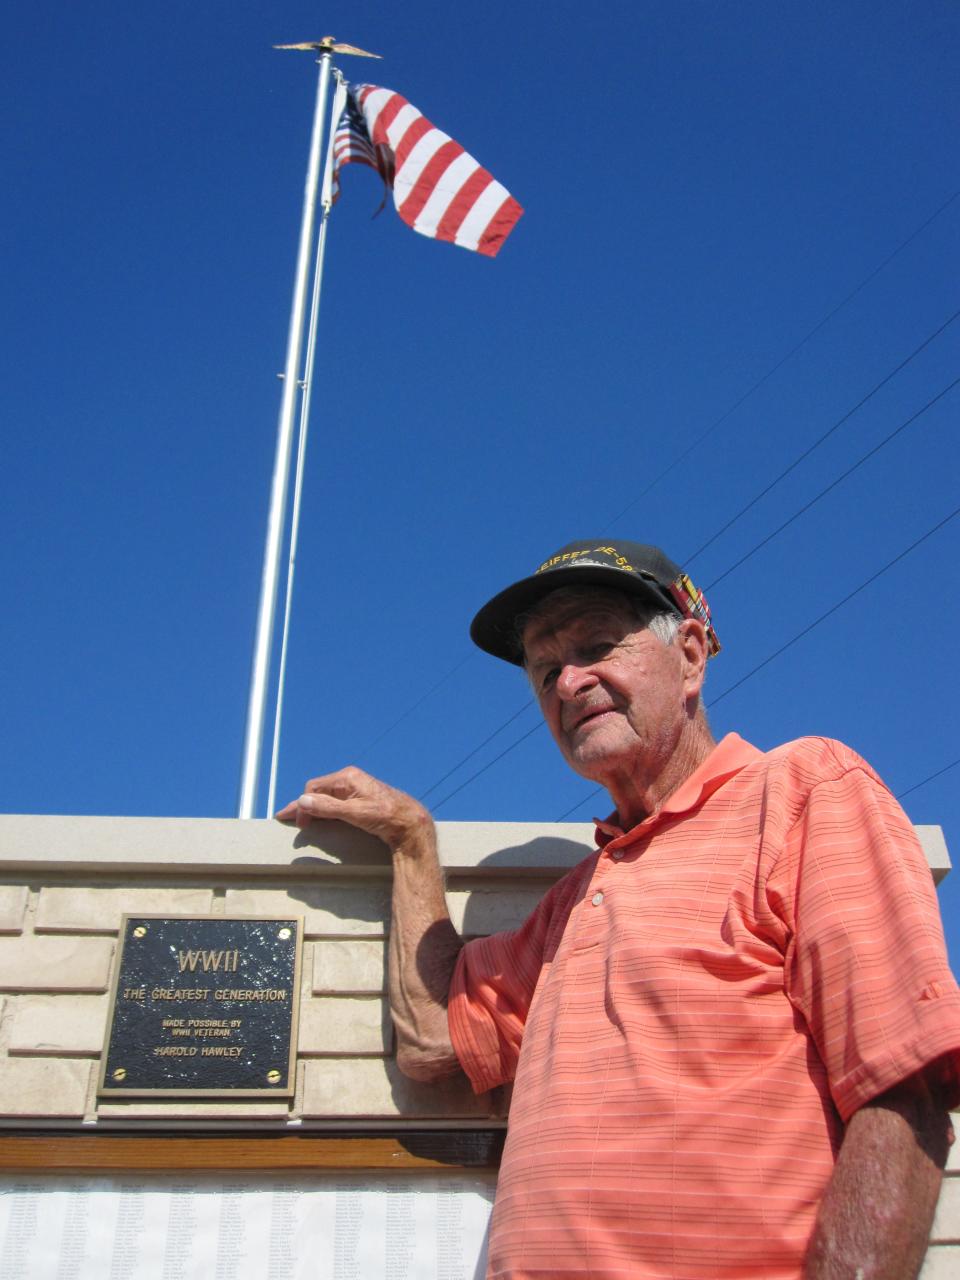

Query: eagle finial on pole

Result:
[273,35,382,58]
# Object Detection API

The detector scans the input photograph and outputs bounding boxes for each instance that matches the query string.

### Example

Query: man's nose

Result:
[556,662,598,700]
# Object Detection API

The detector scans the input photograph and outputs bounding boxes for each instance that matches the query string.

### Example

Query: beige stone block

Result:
[932,1175,960,1243]
[0,886,28,934]
[0,1057,91,1117]
[224,886,389,938]
[312,940,387,994]
[8,994,108,1055]
[946,1116,960,1170]
[917,826,951,884]
[95,1100,292,1120]
[298,997,391,1056]
[922,1245,960,1278]
[35,886,214,933]
[448,886,545,936]
[438,821,595,874]
[301,1057,495,1120]
[0,936,115,992]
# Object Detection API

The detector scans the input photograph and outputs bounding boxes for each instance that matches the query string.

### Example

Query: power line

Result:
[409,204,960,806]
[601,189,960,535]
[423,371,957,811]
[351,198,960,776]
[357,655,474,762]
[556,786,603,822]
[432,498,960,814]
[704,374,960,591]
[707,504,960,707]
[431,719,546,813]
[419,698,536,801]
[552,508,960,821]
[897,759,960,802]
[684,309,960,568]
[423,384,959,810]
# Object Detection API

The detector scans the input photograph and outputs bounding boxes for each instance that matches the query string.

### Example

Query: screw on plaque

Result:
[278,927,291,940]
[266,1070,282,1085]
[132,926,147,938]
[112,1068,127,1081]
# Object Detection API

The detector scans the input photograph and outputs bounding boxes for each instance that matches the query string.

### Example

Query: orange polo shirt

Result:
[448,734,960,1279]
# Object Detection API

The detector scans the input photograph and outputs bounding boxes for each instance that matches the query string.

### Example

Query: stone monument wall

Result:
[0,814,955,1274]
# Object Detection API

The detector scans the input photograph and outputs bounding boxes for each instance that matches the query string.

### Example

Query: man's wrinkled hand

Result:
[275,766,431,850]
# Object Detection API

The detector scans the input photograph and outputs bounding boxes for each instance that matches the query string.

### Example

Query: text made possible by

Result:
[162,1018,243,1028]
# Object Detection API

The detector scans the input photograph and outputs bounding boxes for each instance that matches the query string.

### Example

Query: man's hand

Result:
[276,766,431,851]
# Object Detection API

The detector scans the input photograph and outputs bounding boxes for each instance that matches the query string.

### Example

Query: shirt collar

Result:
[594,732,763,847]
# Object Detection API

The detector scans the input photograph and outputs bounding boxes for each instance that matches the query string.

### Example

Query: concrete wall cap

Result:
[0,814,948,879]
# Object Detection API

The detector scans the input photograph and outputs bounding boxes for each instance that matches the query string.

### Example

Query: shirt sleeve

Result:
[448,865,590,1094]
[777,757,960,1122]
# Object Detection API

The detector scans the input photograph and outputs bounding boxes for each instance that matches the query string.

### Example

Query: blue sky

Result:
[3,4,959,954]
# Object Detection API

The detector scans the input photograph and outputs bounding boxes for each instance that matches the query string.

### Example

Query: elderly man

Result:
[280,539,960,1279]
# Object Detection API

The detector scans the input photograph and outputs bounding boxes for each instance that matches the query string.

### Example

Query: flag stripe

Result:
[392,114,435,172]
[333,133,376,168]
[474,194,524,257]
[453,182,515,253]
[384,102,423,152]
[399,141,466,224]
[393,130,457,210]
[436,167,498,246]
[333,83,523,257]
[414,151,482,237]
[357,87,400,138]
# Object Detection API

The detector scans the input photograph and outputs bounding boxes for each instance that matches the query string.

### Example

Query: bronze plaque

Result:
[98,915,302,1097]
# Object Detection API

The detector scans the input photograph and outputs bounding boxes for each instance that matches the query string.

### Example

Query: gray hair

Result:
[646,611,681,646]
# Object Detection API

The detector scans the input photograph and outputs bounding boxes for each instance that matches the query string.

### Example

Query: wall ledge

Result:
[0,815,949,880]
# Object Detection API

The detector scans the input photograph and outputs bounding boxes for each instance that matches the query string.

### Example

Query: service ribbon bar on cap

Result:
[668,573,721,657]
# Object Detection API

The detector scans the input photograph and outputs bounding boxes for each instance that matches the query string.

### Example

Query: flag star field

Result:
[2,2,958,960]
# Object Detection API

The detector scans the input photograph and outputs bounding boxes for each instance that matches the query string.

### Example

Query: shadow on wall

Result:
[283,826,595,1124]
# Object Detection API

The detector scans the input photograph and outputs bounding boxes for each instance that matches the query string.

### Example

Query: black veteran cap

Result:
[469,539,721,665]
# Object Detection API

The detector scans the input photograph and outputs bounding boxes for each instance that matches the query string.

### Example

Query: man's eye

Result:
[540,668,560,692]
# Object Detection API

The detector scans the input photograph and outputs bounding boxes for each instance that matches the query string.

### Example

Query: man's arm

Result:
[276,767,463,1081]
[804,1072,954,1280]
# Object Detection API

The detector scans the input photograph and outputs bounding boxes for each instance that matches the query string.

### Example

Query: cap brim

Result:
[469,565,676,665]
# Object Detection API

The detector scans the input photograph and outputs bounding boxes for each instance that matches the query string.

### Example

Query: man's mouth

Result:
[566,705,617,733]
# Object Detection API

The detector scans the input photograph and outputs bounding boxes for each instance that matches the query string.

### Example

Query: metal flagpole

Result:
[236,50,332,819]
[266,72,348,818]
[238,37,379,819]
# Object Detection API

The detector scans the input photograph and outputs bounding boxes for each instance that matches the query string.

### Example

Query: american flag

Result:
[330,83,523,258]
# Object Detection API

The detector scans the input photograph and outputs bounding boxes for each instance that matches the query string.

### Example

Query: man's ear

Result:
[677,619,709,699]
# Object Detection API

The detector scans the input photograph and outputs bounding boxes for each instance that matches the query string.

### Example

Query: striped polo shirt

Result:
[448,734,960,1279]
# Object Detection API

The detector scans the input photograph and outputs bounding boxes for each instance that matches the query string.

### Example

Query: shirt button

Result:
[611,850,624,860]
[592,892,604,906]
